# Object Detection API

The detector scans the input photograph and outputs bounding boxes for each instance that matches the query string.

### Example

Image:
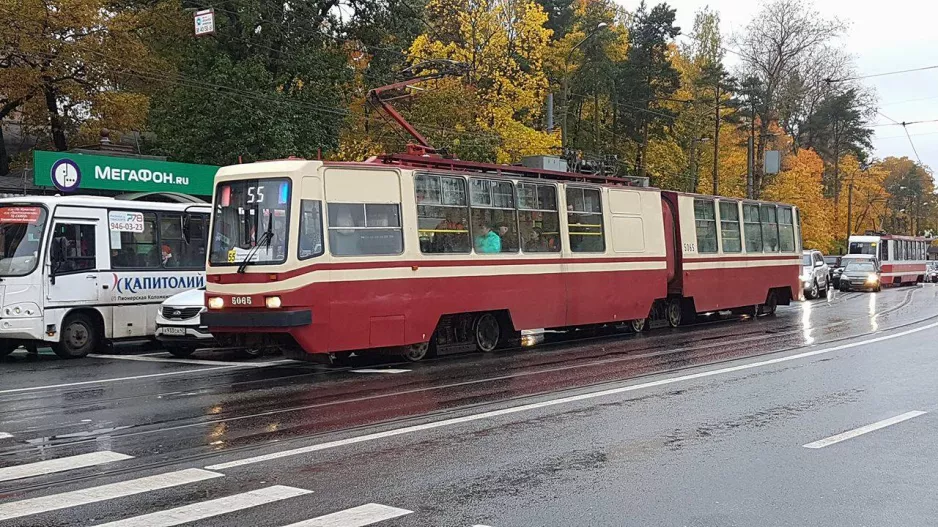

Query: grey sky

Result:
[619,0,938,173]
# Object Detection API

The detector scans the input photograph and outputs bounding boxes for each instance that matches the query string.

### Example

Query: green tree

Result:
[615,1,680,179]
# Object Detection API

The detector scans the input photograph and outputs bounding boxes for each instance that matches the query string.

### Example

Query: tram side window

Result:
[111,212,160,269]
[328,203,403,256]
[298,200,324,260]
[760,204,779,252]
[518,182,560,252]
[743,204,762,252]
[566,187,604,252]
[694,199,718,253]
[416,174,471,254]
[718,201,741,253]
[470,178,518,253]
[778,206,795,252]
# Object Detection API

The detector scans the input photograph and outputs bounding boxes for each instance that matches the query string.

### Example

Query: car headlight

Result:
[865,273,879,283]
[207,297,224,309]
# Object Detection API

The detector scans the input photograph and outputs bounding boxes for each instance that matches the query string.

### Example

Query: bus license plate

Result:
[161,327,187,336]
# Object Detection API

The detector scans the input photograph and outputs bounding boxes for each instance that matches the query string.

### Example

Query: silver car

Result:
[801,250,830,299]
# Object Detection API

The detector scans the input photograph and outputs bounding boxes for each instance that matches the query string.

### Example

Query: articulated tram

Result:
[202,155,801,362]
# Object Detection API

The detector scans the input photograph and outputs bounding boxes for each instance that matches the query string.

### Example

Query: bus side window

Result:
[160,213,183,268]
[53,224,96,273]
[112,212,159,269]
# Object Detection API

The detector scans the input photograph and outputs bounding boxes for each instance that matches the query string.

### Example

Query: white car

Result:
[155,288,215,357]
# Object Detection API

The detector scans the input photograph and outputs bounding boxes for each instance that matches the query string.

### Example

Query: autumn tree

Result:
[732,0,846,196]
[763,148,835,251]
[0,0,168,173]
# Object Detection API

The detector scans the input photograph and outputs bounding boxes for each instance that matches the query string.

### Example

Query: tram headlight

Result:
[207,297,224,310]
[265,296,282,309]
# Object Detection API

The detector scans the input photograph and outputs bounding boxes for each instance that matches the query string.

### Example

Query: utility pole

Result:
[846,170,854,242]
[594,84,600,153]
[747,102,755,199]
[689,136,698,192]
[713,82,720,195]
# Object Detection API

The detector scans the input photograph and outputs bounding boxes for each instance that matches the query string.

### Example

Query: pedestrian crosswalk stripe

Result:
[280,503,413,527]
[0,451,133,483]
[92,485,312,527]
[0,468,222,522]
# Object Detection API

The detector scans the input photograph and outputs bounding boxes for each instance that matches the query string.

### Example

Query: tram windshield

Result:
[209,178,292,266]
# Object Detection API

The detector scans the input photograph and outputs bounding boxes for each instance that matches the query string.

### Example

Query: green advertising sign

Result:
[33,151,219,196]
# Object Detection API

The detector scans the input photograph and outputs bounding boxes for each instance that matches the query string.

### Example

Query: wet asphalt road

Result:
[1,285,938,526]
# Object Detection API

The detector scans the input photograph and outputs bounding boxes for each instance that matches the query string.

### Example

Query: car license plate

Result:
[161,326,187,336]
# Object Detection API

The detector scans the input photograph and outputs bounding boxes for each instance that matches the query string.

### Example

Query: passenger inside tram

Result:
[475,224,502,253]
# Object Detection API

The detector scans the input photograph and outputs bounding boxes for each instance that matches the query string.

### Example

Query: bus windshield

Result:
[0,206,47,276]
[848,241,875,255]
[209,178,291,266]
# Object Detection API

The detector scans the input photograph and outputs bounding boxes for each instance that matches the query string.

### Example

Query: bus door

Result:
[46,219,102,305]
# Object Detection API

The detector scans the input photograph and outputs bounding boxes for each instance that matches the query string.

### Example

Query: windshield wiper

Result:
[237,214,275,274]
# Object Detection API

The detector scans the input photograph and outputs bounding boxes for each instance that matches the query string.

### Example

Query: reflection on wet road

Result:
[1,285,938,526]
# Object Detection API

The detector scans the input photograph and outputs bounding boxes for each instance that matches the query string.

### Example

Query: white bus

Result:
[0,195,210,358]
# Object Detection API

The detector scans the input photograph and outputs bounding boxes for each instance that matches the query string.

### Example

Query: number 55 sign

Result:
[194,9,215,37]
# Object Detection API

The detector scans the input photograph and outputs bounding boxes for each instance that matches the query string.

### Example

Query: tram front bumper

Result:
[202,309,312,329]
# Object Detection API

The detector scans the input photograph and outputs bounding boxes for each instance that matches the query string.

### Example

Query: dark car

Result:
[824,255,842,286]
[839,260,882,292]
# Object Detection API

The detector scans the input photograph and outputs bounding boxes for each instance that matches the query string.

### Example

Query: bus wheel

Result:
[629,318,647,333]
[53,313,97,359]
[666,299,682,328]
[473,313,501,353]
[759,291,778,316]
[402,342,435,362]
[166,346,196,358]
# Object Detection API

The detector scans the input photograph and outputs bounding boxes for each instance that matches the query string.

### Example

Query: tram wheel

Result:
[402,342,436,362]
[629,318,647,333]
[666,299,682,328]
[759,291,778,316]
[473,313,501,352]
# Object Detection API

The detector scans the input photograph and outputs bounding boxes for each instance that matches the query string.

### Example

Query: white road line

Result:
[88,354,295,368]
[206,320,938,471]
[803,411,927,449]
[92,485,312,527]
[281,503,413,527]
[350,369,411,374]
[0,468,222,522]
[0,432,11,439]
[0,451,133,483]
[0,367,244,395]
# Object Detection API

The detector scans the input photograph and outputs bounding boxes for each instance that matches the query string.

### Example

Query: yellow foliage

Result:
[763,148,837,252]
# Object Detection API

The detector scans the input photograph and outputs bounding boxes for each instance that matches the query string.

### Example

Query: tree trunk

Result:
[43,85,68,151]
[0,125,9,177]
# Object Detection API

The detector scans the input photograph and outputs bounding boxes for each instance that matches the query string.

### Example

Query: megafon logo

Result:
[112,273,205,294]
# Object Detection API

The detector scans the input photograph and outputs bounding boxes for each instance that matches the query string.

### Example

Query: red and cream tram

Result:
[202,154,802,361]
[847,233,930,285]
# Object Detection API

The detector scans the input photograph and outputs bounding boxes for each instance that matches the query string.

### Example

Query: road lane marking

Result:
[0,451,132,483]
[350,369,411,374]
[206,320,938,471]
[92,485,312,527]
[0,468,222,521]
[0,432,11,439]
[803,411,927,449]
[88,354,295,367]
[0,367,246,395]
[281,503,413,527]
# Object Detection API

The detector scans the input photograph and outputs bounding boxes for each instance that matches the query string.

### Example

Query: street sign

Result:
[764,150,780,175]
[194,8,215,37]
[34,151,219,196]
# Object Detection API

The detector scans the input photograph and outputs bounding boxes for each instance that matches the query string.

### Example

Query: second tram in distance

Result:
[202,155,802,362]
